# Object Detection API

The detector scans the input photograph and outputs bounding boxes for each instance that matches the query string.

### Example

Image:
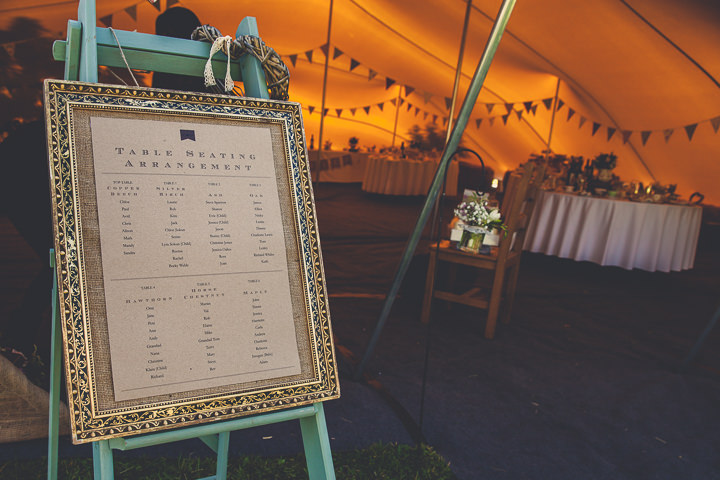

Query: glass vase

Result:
[458,225,487,254]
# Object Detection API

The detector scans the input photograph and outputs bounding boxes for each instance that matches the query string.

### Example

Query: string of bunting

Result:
[97,0,179,28]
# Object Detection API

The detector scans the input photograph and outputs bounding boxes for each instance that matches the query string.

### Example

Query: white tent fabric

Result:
[3,0,719,203]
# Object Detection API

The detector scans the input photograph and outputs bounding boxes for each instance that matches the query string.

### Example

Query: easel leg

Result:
[299,403,335,480]
[215,431,230,480]
[47,251,61,480]
[93,440,114,479]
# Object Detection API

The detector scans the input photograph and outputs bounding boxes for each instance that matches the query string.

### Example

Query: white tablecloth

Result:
[361,156,459,196]
[523,191,702,272]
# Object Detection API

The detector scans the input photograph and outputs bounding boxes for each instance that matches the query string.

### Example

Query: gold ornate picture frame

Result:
[44,80,339,443]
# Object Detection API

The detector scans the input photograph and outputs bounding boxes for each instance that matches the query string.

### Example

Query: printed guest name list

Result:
[90,116,301,402]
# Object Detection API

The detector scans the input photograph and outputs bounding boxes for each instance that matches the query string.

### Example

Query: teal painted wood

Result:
[354,0,517,380]
[199,433,220,453]
[92,441,114,479]
[47,251,61,480]
[215,431,230,480]
[300,403,336,480]
[77,0,98,82]
[61,20,82,81]
[237,17,269,99]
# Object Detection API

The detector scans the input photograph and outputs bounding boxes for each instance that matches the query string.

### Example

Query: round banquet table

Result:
[522,190,702,272]
[361,155,459,196]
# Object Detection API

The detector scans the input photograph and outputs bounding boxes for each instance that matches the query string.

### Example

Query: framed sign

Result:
[44,80,339,443]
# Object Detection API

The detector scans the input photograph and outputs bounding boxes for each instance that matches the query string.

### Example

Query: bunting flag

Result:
[505,103,514,114]
[423,112,429,120]
[334,108,342,117]
[319,44,329,58]
[422,91,432,104]
[308,106,315,115]
[406,102,412,112]
[349,58,360,71]
[376,102,384,111]
[445,97,453,110]
[125,4,137,21]
[641,131,652,145]
[578,116,587,129]
[305,50,313,63]
[148,0,161,12]
[542,98,553,110]
[390,98,396,106]
[442,117,447,127]
[333,47,344,59]
[415,107,421,116]
[523,101,533,113]
[712,116,720,133]
[431,115,437,124]
[368,69,378,80]
[385,77,395,89]
[622,130,632,144]
[489,117,496,126]
[663,128,674,143]
[288,54,297,67]
[685,123,698,141]
[350,108,357,116]
[399,98,405,107]
[556,99,565,112]
[405,85,415,96]
[167,0,180,7]
[515,110,523,121]
[567,108,575,121]
[363,106,371,115]
[323,108,329,116]
[607,127,616,141]
[100,14,113,27]
[531,104,538,115]
[592,122,601,136]
[501,113,509,125]
[476,118,482,128]
[486,103,495,114]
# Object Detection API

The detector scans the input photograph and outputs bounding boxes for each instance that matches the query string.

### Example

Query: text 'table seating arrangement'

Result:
[421,162,546,339]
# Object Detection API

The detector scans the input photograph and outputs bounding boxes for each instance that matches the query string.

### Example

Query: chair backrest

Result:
[509,163,546,256]
[496,162,536,258]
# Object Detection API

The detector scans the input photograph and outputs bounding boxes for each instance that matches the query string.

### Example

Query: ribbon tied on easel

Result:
[204,35,235,92]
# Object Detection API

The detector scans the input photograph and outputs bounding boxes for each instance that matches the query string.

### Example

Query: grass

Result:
[0,443,457,479]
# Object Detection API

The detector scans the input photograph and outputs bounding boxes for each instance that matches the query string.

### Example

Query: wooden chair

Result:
[420,162,546,339]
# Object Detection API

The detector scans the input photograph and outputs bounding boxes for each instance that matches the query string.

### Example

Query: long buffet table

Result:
[361,155,459,196]
[523,190,702,272]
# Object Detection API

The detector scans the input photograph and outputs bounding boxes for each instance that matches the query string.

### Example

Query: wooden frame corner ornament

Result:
[45,79,339,444]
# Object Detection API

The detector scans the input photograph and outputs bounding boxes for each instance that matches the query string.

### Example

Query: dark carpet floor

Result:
[2,182,719,479]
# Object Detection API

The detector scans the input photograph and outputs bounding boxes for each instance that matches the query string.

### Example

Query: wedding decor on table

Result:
[592,152,617,183]
[451,192,506,254]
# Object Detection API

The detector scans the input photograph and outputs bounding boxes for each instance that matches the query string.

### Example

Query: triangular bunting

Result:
[663,128,674,143]
[523,101,533,113]
[368,69,378,80]
[320,44,329,58]
[685,123,698,141]
[542,98,553,110]
[505,103,514,114]
[592,122,601,136]
[442,117,448,127]
[445,97,453,110]
[323,108,329,116]
[489,117,496,126]
[305,50,313,63]
[423,112,429,120]
[578,116,587,129]
[377,102,384,111]
[335,108,343,117]
[405,85,415,96]
[621,130,632,144]
[350,108,357,116]
[288,54,297,67]
[556,99,565,111]
[333,47,344,59]
[501,113,509,125]
[515,110,523,121]
[385,77,395,89]
[363,106,371,115]
[476,118,482,128]
[350,58,360,71]
[148,0,161,12]
[125,5,137,21]
[432,115,438,124]
[711,116,720,133]
[485,103,495,114]
[641,131,652,145]
[422,91,432,104]
[167,0,180,7]
[399,98,405,106]
[406,102,412,112]
[531,104,538,115]
[390,98,397,107]
[99,14,113,27]
[415,107,420,116]
[308,106,315,115]
[567,108,575,121]
[607,127,616,141]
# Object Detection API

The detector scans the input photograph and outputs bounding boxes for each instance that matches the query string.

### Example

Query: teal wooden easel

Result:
[47,2,335,479]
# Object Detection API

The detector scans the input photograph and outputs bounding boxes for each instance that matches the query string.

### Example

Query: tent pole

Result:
[391,86,402,147]
[317,0,334,154]
[445,0,474,143]
[546,78,561,152]
[354,0,517,381]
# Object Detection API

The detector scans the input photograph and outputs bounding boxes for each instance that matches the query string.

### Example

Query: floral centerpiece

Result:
[593,152,618,183]
[453,193,506,253]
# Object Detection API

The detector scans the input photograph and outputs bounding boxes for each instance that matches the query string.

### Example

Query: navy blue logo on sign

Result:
[180,129,196,141]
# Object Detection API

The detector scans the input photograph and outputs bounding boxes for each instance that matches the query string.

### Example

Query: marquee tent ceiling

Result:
[2,0,720,203]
